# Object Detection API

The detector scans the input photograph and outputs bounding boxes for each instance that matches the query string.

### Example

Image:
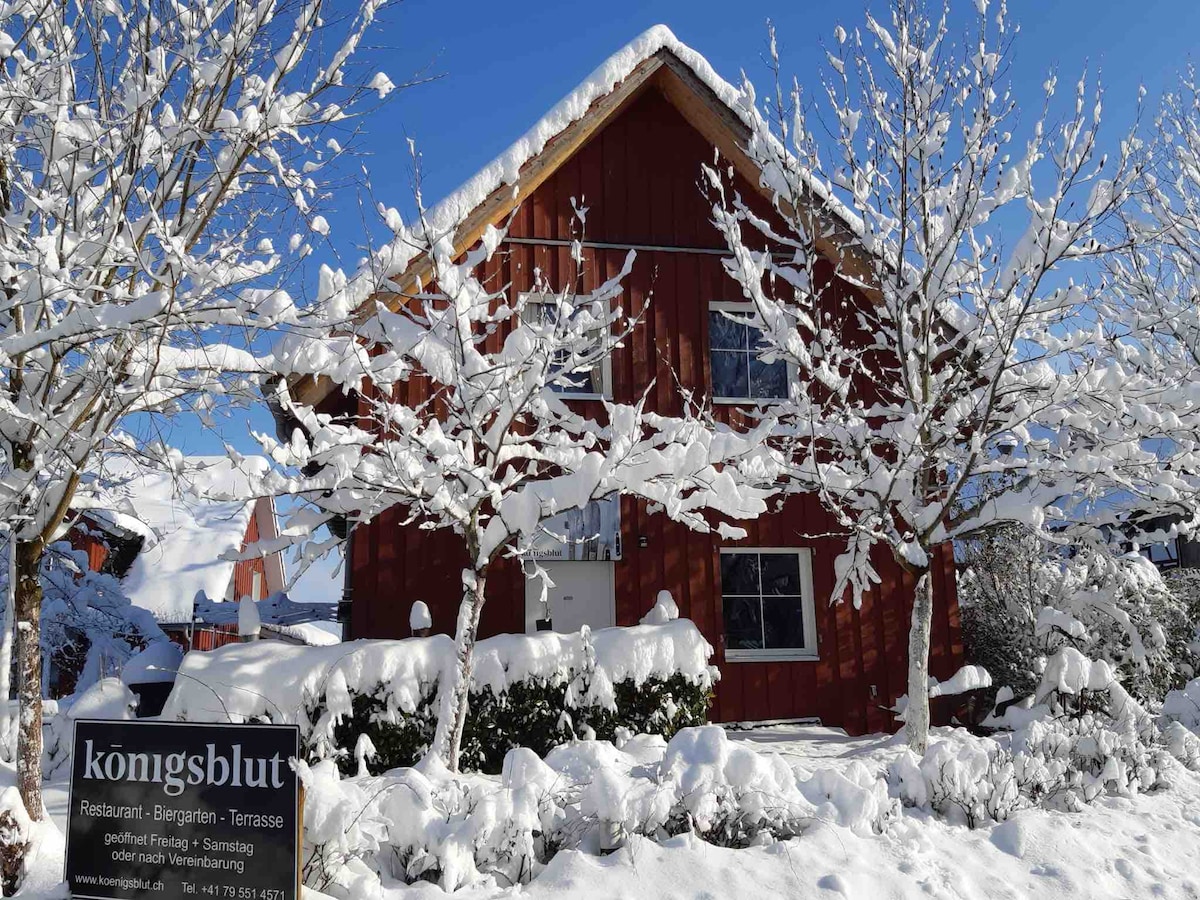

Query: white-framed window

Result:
[520,291,613,400]
[708,301,790,403]
[720,547,818,661]
[252,571,264,602]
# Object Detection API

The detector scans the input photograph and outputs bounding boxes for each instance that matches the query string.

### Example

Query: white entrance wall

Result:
[524,561,615,634]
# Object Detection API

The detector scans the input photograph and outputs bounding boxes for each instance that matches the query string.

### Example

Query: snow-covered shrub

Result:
[292,725,893,894]
[893,647,1187,827]
[959,526,1196,704]
[163,619,717,774]
[329,625,715,774]
[43,679,138,780]
[1163,677,1200,731]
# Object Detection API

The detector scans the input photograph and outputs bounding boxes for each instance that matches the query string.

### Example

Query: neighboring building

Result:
[68,456,287,650]
[289,28,962,734]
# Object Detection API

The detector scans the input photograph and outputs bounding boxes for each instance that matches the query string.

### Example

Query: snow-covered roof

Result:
[404,25,743,253]
[389,24,862,272]
[76,456,272,624]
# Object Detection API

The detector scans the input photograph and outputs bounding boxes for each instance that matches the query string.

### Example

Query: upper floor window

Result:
[720,547,817,661]
[708,302,789,403]
[520,292,612,399]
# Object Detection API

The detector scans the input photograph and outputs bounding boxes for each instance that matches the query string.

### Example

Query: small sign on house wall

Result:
[65,720,300,900]
[526,495,622,561]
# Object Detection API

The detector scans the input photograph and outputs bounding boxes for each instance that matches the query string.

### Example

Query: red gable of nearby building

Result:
[296,28,962,734]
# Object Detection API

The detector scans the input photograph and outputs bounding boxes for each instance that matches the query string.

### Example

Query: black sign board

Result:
[65,720,300,900]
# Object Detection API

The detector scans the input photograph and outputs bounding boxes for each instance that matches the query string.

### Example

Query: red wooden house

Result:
[292,26,962,734]
[68,456,288,652]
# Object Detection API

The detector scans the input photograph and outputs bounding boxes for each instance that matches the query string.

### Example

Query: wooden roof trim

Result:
[652,54,879,296]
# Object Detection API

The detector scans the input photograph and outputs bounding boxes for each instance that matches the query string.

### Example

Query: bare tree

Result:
[0,0,395,816]
[263,203,775,772]
[707,1,1190,752]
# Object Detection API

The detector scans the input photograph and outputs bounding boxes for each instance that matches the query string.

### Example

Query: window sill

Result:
[713,397,787,406]
[725,649,819,663]
[551,392,611,402]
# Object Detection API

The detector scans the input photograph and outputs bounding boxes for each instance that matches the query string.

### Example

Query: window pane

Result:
[750,358,788,400]
[720,553,760,595]
[552,362,602,394]
[709,310,748,350]
[711,350,748,399]
[531,301,557,325]
[760,553,801,595]
[762,595,806,649]
[723,594,763,650]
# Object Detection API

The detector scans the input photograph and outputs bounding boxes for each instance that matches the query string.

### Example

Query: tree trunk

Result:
[429,567,487,773]
[905,568,933,755]
[14,539,42,820]
[0,534,14,762]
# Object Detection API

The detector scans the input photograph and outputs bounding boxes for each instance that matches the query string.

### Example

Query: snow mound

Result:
[238,595,262,638]
[929,665,992,698]
[409,600,432,631]
[640,589,680,625]
[43,678,137,780]
[1163,677,1200,731]
[121,641,184,685]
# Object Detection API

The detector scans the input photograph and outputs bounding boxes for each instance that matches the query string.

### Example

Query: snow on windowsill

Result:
[712,396,788,407]
[725,649,818,663]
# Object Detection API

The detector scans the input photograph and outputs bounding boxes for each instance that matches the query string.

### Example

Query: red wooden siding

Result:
[231,506,268,601]
[68,519,111,573]
[189,624,242,651]
[344,82,963,733]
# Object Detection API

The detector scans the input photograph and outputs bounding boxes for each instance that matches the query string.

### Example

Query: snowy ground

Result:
[34,725,1200,899]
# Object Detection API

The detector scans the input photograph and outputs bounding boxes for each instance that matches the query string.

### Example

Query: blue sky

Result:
[169,0,1200,600]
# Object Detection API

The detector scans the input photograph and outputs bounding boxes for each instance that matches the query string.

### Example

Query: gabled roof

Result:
[74,456,275,624]
[290,25,872,408]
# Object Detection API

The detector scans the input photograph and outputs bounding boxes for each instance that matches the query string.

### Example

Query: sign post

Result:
[65,720,301,900]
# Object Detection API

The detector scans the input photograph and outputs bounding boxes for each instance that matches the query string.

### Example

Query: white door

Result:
[525,561,615,634]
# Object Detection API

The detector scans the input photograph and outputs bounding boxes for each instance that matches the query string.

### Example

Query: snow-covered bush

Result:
[960,527,1196,705]
[162,619,718,774]
[42,679,137,780]
[892,647,1189,827]
[315,626,715,775]
[1162,676,1200,763]
[295,725,894,894]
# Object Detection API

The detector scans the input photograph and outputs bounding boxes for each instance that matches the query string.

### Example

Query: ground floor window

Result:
[720,548,818,661]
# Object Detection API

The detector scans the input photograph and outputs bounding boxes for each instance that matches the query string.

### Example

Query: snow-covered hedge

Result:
[161,619,717,773]
[299,724,895,895]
